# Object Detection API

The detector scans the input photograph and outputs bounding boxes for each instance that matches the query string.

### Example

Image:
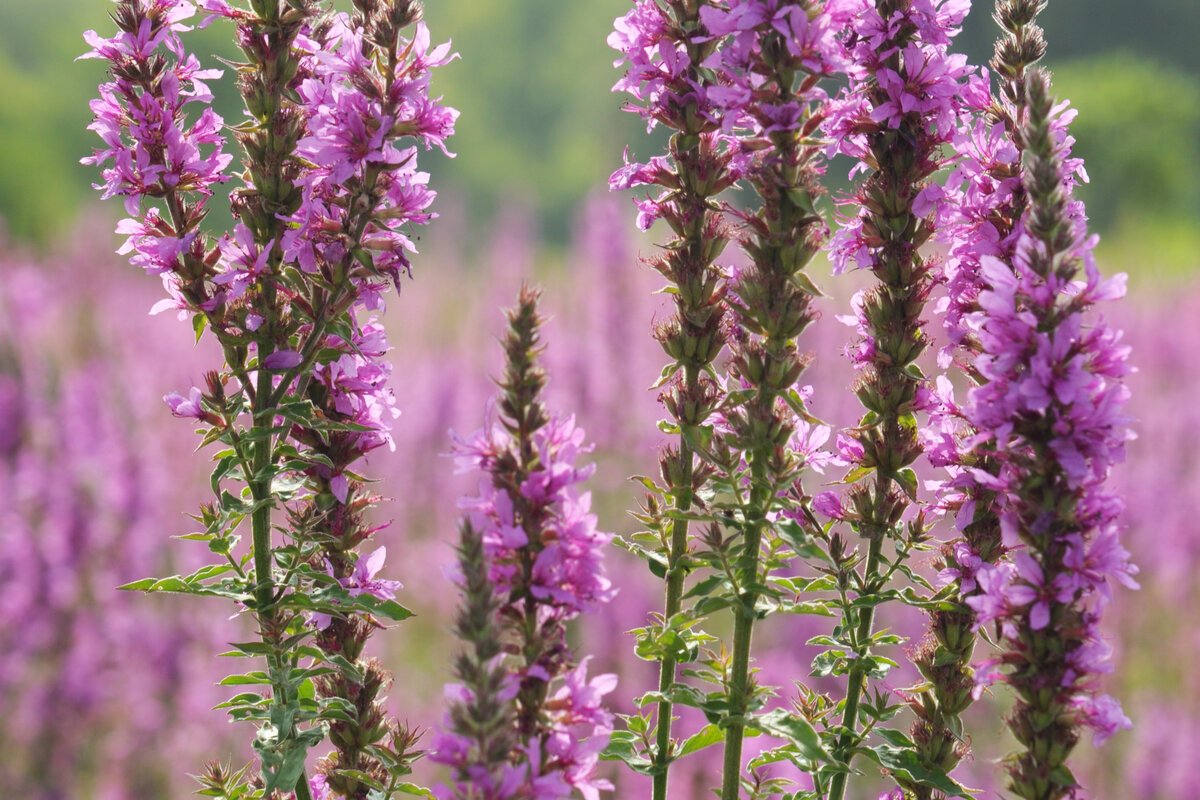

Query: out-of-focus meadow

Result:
[0,0,1198,797]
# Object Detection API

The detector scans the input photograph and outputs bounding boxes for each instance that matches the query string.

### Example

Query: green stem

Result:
[251,301,311,798]
[719,458,768,800]
[652,364,699,800]
[827,534,884,800]
[251,350,276,614]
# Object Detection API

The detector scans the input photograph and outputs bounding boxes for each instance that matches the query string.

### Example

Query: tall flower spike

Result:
[958,70,1135,800]
[85,2,455,797]
[608,3,740,797]
[819,3,975,799]
[432,287,616,800]
[908,1,1052,794]
[692,2,844,796]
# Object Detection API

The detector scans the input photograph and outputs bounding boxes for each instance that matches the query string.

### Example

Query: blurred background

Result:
[0,0,1197,797]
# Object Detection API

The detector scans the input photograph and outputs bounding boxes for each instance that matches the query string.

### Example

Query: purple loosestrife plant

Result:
[907,1,1052,793]
[955,70,1135,800]
[431,288,616,799]
[82,1,455,797]
[686,2,848,797]
[607,3,740,797]
[815,2,976,798]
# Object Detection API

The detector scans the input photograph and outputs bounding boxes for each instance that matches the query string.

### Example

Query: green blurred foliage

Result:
[957,0,1200,77]
[0,0,1196,251]
[1054,55,1200,233]
[0,2,97,243]
[422,0,647,241]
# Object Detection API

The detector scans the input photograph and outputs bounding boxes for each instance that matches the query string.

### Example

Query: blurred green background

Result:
[1,0,1196,270]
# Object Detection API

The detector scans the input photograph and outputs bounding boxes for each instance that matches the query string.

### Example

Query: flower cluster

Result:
[949,70,1135,798]
[433,289,615,800]
[455,415,614,618]
[283,14,456,283]
[81,0,231,306]
[83,2,455,797]
[824,0,976,273]
[700,0,852,125]
[609,1,748,230]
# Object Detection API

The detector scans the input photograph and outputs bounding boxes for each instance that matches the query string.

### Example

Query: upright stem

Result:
[251,327,315,800]
[719,460,768,800]
[610,5,728,795]
[827,534,884,800]
[251,355,275,613]
[653,367,697,800]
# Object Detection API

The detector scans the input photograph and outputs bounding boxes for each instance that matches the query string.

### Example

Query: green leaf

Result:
[896,467,919,501]
[353,595,414,622]
[600,730,655,775]
[193,312,208,343]
[219,671,272,686]
[753,708,830,764]
[118,577,159,592]
[681,423,714,453]
[678,724,724,758]
[683,573,730,599]
[811,649,849,678]
[771,575,836,594]
[857,743,974,798]
[333,768,384,791]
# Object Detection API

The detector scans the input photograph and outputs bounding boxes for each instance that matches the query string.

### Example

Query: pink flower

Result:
[343,548,402,601]
[262,350,302,371]
[163,387,205,419]
[1071,693,1132,746]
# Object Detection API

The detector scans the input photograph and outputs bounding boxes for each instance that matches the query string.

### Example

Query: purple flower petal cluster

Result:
[283,18,456,281]
[310,547,403,630]
[698,0,854,128]
[81,2,230,213]
[609,0,708,130]
[528,660,617,800]
[80,0,231,300]
[946,71,1135,794]
[455,414,614,618]
[823,0,977,274]
[432,659,616,800]
[608,1,750,232]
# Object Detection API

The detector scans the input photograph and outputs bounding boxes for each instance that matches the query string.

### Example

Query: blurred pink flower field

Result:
[0,196,1195,799]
